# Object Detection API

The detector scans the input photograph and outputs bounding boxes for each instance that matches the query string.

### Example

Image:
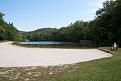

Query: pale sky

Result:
[0,0,106,31]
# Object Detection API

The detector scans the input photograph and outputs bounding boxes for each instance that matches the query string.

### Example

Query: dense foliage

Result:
[92,0,121,46]
[23,21,91,42]
[22,28,57,41]
[0,12,20,41]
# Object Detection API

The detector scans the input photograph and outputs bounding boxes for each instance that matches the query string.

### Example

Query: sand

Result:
[0,42,112,67]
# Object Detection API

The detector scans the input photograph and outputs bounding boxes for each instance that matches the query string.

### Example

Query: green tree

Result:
[0,12,20,41]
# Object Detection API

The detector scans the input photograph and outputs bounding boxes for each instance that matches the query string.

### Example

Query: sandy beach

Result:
[0,42,112,67]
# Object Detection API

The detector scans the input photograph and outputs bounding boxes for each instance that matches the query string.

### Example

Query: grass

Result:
[0,41,4,43]
[0,47,121,81]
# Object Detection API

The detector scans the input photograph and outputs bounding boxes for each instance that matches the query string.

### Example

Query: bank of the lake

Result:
[14,41,94,48]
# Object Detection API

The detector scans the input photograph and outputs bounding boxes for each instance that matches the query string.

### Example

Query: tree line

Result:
[92,0,121,46]
[0,12,21,41]
[0,0,121,47]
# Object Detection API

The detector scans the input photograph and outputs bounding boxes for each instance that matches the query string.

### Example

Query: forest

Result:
[0,12,21,41]
[0,0,121,47]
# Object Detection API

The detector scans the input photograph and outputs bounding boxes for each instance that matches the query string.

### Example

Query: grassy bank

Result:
[0,47,121,81]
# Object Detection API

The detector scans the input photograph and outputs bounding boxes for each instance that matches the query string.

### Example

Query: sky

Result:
[0,0,106,31]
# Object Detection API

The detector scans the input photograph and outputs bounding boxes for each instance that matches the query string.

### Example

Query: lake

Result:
[17,41,73,45]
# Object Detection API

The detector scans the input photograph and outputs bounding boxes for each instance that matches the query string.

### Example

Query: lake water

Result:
[17,41,73,45]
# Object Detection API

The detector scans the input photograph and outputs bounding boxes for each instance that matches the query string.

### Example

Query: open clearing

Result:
[0,42,112,67]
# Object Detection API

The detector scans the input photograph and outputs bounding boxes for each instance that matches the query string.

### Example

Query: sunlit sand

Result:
[0,42,112,67]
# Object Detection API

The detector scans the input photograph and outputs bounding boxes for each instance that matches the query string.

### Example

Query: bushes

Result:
[0,12,20,41]
[79,40,94,47]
